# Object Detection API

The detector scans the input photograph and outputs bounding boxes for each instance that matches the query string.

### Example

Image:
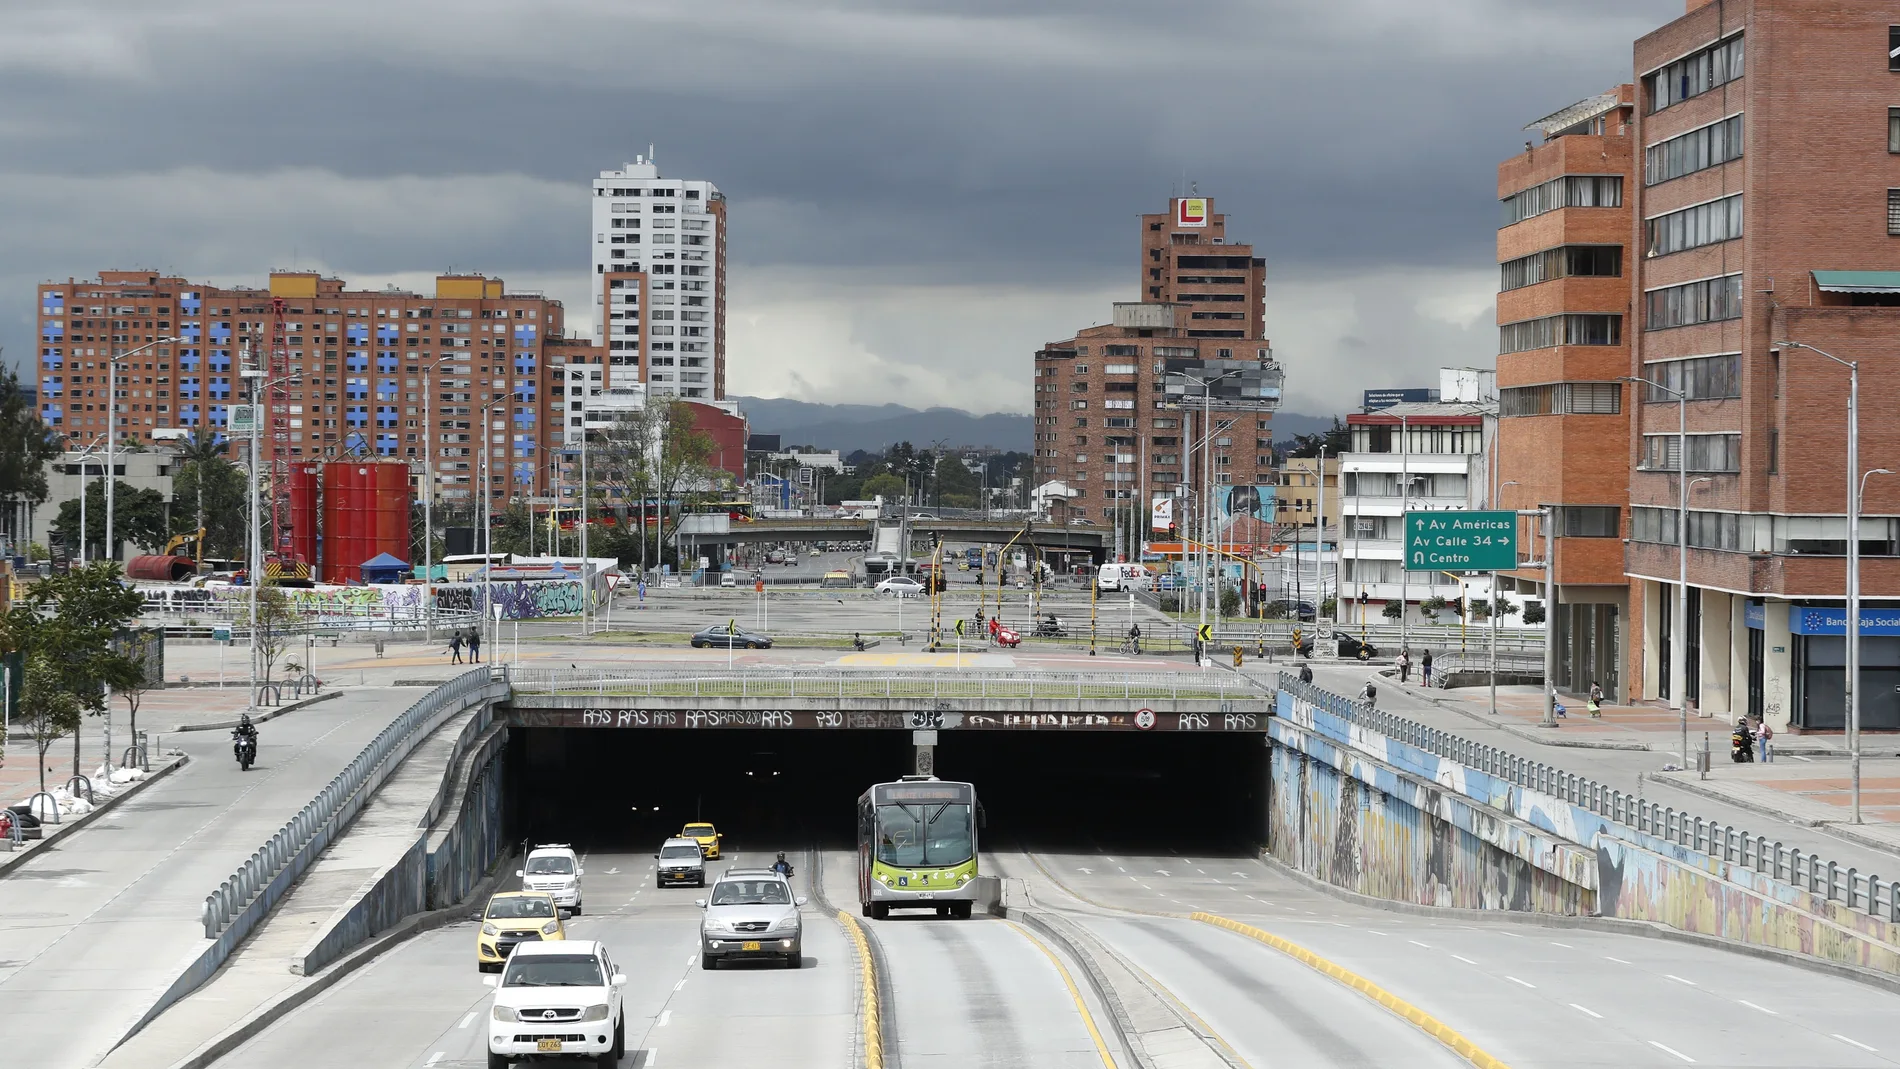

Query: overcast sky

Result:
[0,0,1680,417]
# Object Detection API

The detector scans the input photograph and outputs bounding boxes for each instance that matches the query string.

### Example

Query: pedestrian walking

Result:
[448,632,464,664]
[1421,649,1434,686]
[467,628,482,664]
[1756,716,1774,763]
[1398,648,1411,684]
[1587,681,1604,717]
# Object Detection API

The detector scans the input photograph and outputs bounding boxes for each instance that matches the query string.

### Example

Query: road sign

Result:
[229,404,256,436]
[212,626,231,643]
[1196,623,1213,642]
[1403,511,1517,571]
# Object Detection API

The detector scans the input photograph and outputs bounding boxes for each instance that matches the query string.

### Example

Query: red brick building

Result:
[1032,197,1278,558]
[36,270,566,512]
[1624,0,1900,732]
[1493,85,1637,699]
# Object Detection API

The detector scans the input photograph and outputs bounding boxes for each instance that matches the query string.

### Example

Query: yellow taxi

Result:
[681,822,723,860]
[477,891,565,971]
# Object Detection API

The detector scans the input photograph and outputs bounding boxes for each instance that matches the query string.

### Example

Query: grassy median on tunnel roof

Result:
[512,726,1268,860]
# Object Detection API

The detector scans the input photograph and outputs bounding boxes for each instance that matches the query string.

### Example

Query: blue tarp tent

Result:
[360,552,411,585]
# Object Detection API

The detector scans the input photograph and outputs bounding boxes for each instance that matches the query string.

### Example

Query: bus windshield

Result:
[875,802,974,867]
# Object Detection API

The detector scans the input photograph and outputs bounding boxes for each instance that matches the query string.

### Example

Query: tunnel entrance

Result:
[512,728,1269,860]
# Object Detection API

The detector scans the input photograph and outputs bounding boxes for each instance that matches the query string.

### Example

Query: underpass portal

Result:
[512,726,1269,860]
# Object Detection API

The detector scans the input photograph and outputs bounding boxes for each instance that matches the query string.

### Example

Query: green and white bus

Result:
[856,776,980,919]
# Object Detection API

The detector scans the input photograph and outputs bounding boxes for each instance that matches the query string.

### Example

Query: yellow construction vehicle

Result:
[163,528,206,565]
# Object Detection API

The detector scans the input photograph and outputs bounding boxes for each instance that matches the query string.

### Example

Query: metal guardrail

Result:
[508,666,1270,702]
[201,667,501,939]
[146,607,482,637]
[1427,650,1545,682]
[1279,673,1900,924]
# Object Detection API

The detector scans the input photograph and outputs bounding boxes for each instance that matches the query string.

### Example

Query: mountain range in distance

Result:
[732,395,1339,454]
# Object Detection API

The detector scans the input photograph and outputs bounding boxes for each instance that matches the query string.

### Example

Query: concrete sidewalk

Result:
[0,688,254,809]
[96,702,485,1069]
[0,687,428,1069]
[1293,661,1900,876]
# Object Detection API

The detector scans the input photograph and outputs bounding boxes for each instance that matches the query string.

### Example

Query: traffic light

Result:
[1168,522,1178,539]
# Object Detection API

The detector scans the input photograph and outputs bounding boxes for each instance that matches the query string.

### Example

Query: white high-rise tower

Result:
[591,152,726,399]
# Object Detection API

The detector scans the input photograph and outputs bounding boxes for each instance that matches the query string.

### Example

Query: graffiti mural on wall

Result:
[432,581,588,621]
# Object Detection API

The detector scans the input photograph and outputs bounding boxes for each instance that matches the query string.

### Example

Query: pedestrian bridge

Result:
[500,666,1271,732]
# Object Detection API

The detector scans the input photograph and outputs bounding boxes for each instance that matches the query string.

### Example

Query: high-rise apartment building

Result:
[1622,0,1900,734]
[591,154,726,400]
[35,270,565,511]
[1031,197,1279,558]
[1493,86,1637,700]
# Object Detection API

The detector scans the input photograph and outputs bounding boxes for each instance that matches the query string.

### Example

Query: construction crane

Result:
[261,299,311,584]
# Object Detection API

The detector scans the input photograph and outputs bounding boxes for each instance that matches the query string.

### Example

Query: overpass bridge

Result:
[685,516,1114,556]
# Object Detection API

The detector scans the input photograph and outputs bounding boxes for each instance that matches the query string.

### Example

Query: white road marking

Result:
[1605,956,1631,964]
[674,978,686,991]
[659,1010,671,1028]
[1366,930,1387,936]
[1835,1035,1878,1052]
[1649,1040,1695,1063]
[1550,941,1573,948]
[1330,922,1350,928]
[1496,931,1520,938]
[684,954,694,966]
[1156,869,1172,877]
[1451,954,1478,964]
[1506,975,1535,989]
[425,1053,445,1067]
[1244,894,1259,901]
[1136,882,1151,889]
[1232,871,1249,878]
[1117,866,1127,872]
[1790,754,1815,762]
[1182,858,1195,864]
[1570,1003,1601,1019]
[1738,999,1777,1016]
[646,1048,659,1065]
[1665,974,1696,986]
[608,867,620,875]
[458,1012,477,1029]
[1195,868,1206,874]
[1409,940,1431,948]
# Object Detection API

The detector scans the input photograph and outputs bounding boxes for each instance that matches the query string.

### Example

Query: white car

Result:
[876,576,925,597]
[519,844,584,914]
[698,870,808,969]
[486,940,626,1069]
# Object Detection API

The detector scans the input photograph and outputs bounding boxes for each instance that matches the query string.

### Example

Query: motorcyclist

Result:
[233,713,259,762]
[772,852,794,877]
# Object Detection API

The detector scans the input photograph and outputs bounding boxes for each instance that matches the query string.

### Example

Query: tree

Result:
[17,564,145,774]
[238,587,298,695]
[1522,600,1547,625]
[0,365,61,516]
[1284,417,1351,460]
[861,472,906,501]
[1383,600,1403,621]
[171,428,248,558]
[19,651,81,797]
[590,399,729,570]
[51,480,171,559]
[1420,595,1449,622]
[932,455,981,509]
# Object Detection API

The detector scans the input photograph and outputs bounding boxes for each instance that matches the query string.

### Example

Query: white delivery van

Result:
[1098,563,1152,592]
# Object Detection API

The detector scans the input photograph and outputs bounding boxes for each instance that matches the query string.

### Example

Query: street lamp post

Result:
[1176,370,1242,639]
[479,398,507,663]
[420,356,457,639]
[1496,480,1520,717]
[104,337,179,565]
[1628,376,1694,758]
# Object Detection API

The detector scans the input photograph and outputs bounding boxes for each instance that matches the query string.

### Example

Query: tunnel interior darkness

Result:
[512,727,1269,861]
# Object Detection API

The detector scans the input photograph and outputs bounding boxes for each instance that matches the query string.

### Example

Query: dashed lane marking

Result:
[1570,1004,1601,1019]
[425,1053,444,1066]
[1834,1035,1878,1053]
[1665,974,1696,986]
[1737,1000,1776,1016]
[658,1010,671,1028]
[1648,1040,1694,1063]
[458,1012,476,1029]
[1550,942,1572,948]
[1451,954,1478,964]
[1605,956,1631,964]
[1505,976,1535,989]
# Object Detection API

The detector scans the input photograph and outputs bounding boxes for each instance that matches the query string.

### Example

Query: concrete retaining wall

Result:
[293,838,428,976]
[427,726,511,910]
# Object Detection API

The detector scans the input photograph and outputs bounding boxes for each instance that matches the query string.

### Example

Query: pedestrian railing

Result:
[1279,673,1900,924]
[1425,650,1544,684]
[508,666,1270,703]
[200,668,504,940]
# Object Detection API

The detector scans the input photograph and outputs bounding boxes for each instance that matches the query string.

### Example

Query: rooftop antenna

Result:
[648,142,656,166]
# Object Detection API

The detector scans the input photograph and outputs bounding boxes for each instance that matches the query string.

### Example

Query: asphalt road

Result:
[0,688,428,1069]
[1002,846,1900,1068]
[211,849,855,1068]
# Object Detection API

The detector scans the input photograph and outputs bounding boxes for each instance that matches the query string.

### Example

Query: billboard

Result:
[1151,497,1174,532]
[1215,485,1274,533]
[1176,197,1208,228]
[1363,388,1435,412]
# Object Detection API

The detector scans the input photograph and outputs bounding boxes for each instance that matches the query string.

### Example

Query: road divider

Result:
[1006,920,1122,1069]
[836,911,883,1069]
[1192,912,1511,1069]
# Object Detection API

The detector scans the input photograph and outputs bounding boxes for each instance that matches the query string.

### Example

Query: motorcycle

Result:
[233,729,257,771]
[1730,724,1755,763]
[1031,615,1066,638]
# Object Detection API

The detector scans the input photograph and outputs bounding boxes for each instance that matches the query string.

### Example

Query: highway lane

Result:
[212,850,854,1068]
[0,688,431,1069]
[1003,847,1900,1068]
[816,847,1118,1069]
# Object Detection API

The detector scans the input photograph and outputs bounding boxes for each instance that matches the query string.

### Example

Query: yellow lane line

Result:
[1191,912,1512,1069]
[836,911,883,1069]
[1005,920,1120,1069]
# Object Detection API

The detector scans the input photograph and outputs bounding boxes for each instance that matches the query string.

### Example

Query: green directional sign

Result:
[1404,511,1517,571]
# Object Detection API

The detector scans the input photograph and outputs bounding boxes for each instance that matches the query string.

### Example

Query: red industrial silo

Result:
[289,463,321,576]
[369,461,413,570]
[321,463,369,583]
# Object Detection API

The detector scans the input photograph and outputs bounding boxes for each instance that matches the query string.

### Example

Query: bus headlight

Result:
[958,873,971,882]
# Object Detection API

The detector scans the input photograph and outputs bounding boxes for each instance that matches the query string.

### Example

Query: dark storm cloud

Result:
[0,0,1682,411]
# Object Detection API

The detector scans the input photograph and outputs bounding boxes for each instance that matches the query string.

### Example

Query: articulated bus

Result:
[856,776,981,919]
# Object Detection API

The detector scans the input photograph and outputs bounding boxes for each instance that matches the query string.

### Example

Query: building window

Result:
[1644,274,1742,330]
[1641,432,1741,472]
[1646,194,1743,256]
[1647,34,1743,112]
[1890,107,1900,152]
[1892,26,1900,71]
[1560,506,1621,538]
[1498,381,1623,416]
[1500,175,1623,228]
[1642,353,1741,400]
[1498,245,1622,292]
[1646,114,1744,185]
[1498,314,1622,354]
[1889,189,1900,235]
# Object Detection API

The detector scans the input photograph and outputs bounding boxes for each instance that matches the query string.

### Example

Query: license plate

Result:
[742,941,761,951]
[537,1039,563,1053]
[917,892,936,899]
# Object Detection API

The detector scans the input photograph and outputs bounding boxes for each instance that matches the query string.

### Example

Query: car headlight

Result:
[493,1005,520,1023]
[541,921,561,935]
[481,922,499,936]
[579,1004,610,1022]
[773,916,800,933]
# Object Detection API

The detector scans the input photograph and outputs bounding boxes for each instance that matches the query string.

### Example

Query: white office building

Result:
[591,152,726,400]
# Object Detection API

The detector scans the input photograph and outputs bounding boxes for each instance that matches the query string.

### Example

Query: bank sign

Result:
[1403,511,1517,571]
[1788,606,1900,636]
